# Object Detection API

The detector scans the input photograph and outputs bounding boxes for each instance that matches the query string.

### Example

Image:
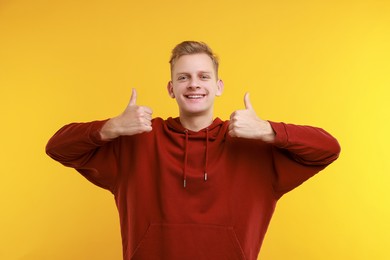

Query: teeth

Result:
[186,95,204,99]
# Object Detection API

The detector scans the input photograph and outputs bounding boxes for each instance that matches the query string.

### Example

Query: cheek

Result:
[171,86,184,99]
[174,84,188,94]
[210,84,221,95]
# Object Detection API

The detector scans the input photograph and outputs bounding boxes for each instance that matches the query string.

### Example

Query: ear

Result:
[167,81,175,98]
[215,79,224,96]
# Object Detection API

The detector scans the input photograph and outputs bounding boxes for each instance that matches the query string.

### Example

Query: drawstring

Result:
[182,128,210,188]
[183,130,189,188]
[204,128,209,182]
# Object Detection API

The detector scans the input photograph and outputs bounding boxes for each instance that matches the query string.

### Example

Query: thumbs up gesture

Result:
[100,88,153,140]
[228,93,275,142]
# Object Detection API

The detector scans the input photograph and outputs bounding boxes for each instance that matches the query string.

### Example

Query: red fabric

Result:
[46,117,340,260]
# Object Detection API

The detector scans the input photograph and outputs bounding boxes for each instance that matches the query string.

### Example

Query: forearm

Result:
[46,120,110,168]
[269,121,341,166]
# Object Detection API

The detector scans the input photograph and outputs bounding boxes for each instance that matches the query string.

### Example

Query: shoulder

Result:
[150,117,167,129]
[152,117,164,125]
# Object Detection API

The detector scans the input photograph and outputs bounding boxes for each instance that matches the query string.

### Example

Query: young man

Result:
[46,41,340,260]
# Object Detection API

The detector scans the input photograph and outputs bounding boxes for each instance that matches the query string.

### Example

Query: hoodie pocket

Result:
[131,223,246,260]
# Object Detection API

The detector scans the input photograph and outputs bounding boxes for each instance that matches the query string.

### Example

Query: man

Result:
[46,41,340,260]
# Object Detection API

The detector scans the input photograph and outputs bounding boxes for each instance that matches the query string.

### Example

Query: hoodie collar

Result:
[166,117,223,138]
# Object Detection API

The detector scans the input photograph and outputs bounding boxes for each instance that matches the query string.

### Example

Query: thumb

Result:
[128,88,137,106]
[244,92,253,110]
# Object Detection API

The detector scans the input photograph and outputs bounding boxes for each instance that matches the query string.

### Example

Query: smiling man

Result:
[46,41,340,260]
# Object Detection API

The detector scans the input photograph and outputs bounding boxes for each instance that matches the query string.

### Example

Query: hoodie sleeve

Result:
[46,120,119,192]
[268,121,341,197]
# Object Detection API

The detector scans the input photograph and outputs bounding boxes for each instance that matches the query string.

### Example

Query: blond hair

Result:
[169,41,219,77]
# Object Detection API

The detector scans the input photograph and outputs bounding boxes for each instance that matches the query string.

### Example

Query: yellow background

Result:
[1,0,389,259]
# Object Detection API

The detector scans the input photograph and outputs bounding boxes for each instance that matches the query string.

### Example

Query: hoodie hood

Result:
[165,117,226,188]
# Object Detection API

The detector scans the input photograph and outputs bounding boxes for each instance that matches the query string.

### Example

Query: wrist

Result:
[100,118,120,141]
[260,121,276,143]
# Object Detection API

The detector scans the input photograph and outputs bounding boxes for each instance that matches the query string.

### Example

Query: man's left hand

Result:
[228,92,276,143]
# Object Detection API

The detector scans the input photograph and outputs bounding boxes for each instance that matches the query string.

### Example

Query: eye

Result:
[178,75,188,81]
[200,74,211,80]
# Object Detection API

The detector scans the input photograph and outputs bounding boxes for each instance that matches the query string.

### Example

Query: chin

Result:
[180,107,209,116]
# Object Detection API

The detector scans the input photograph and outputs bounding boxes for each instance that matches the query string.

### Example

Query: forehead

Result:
[172,53,215,74]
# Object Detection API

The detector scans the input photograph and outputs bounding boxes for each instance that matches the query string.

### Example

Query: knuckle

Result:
[232,121,240,128]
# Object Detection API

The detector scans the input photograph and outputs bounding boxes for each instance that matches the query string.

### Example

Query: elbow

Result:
[45,138,57,158]
[332,135,341,157]
[324,137,341,164]
[45,137,65,162]
[45,140,54,157]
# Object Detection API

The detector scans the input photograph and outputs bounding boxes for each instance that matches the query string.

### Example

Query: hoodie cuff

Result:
[89,119,112,145]
[268,121,288,148]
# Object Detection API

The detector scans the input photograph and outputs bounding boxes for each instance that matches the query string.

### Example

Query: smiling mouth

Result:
[184,94,206,99]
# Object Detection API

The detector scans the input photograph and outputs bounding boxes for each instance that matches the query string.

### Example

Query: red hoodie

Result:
[46,117,340,260]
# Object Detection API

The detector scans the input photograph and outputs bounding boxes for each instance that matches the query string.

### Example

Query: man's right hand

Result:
[100,88,153,140]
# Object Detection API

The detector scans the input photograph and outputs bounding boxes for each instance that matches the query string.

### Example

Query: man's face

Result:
[167,53,223,118]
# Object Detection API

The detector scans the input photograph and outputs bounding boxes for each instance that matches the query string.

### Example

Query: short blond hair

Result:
[169,41,219,77]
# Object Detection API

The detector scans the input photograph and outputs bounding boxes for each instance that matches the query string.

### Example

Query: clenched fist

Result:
[100,88,153,140]
[228,92,275,143]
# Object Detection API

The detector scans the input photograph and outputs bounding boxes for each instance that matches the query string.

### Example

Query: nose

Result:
[188,78,200,89]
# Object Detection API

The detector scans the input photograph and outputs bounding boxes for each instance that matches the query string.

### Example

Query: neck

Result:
[179,114,214,132]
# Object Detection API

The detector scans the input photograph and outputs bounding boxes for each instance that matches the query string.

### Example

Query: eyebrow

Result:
[175,71,212,76]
